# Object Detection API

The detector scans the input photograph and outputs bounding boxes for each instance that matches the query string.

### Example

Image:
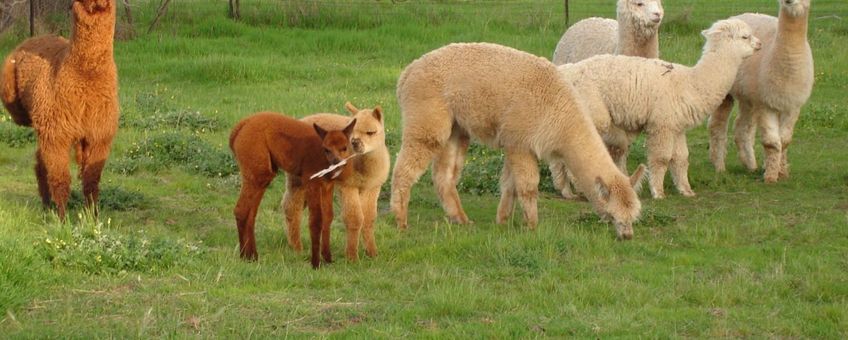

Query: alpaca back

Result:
[1,36,70,126]
[399,43,581,152]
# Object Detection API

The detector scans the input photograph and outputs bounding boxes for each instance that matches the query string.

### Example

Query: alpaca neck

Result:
[67,21,115,74]
[542,101,620,203]
[689,49,745,122]
[774,6,809,56]
[616,17,659,58]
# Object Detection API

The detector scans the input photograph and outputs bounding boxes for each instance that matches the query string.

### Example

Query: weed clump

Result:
[0,118,35,147]
[112,132,236,177]
[37,213,203,275]
[68,186,151,211]
[456,144,556,195]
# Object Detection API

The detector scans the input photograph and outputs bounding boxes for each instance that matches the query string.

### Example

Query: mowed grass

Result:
[1,0,847,337]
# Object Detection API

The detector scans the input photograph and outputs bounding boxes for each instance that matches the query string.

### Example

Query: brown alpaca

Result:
[1,0,119,219]
[229,112,355,268]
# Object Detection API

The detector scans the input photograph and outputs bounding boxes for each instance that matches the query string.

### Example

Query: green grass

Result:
[1,0,847,337]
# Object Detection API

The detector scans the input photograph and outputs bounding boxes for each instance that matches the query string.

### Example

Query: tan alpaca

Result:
[708,0,814,183]
[391,42,646,239]
[1,0,118,219]
[283,102,390,260]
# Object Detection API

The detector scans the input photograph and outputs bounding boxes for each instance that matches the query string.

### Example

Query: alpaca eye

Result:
[743,35,750,39]
[366,131,377,136]
[341,147,347,152]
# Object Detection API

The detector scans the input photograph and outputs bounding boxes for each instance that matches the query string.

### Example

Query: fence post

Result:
[29,0,36,36]
[564,0,569,26]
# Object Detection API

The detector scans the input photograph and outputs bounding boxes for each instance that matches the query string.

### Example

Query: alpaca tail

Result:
[1,54,31,127]
[229,118,247,152]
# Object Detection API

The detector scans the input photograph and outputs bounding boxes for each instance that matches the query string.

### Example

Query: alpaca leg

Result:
[234,177,272,260]
[282,177,306,252]
[708,96,734,172]
[341,186,363,261]
[646,131,674,199]
[778,109,801,180]
[504,150,540,229]
[758,111,781,183]
[734,102,758,171]
[39,140,73,220]
[361,187,380,258]
[390,141,442,229]
[431,127,471,224]
[605,127,631,173]
[550,161,578,200]
[669,133,695,197]
[34,150,51,207]
[496,163,516,224]
[79,138,114,214]
[320,183,334,264]
[305,184,323,268]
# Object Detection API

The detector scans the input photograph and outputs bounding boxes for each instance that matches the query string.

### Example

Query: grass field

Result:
[1,0,847,337]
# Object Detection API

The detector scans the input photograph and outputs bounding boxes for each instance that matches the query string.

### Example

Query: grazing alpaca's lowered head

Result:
[1,0,118,220]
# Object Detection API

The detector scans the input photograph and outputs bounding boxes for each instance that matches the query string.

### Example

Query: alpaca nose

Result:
[651,15,662,23]
[352,139,363,151]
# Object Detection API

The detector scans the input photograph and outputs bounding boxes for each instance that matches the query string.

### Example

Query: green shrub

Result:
[457,144,556,195]
[113,131,236,177]
[67,186,151,212]
[0,120,35,147]
[37,213,203,275]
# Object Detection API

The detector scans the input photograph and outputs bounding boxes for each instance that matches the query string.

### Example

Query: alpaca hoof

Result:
[289,242,303,253]
[346,251,359,262]
[681,190,696,197]
[366,249,377,258]
[449,215,471,225]
[616,232,633,241]
[652,193,666,199]
[240,251,258,262]
[764,176,779,184]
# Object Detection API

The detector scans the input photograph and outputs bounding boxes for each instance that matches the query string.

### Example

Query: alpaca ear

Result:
[342,118,357,137]
[629,164,647,193]
[595,176,610,204]
[372,106,383,122]
[313,123,328,140]
[345,102,359,115]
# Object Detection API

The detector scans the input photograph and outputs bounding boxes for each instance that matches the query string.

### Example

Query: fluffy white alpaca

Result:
[556,19,761,199]
[391,42,646,239]
[550,0,663,199]
[708,0,814,183]
[552,0,663,65]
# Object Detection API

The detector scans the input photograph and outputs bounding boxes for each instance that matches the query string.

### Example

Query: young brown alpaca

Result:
[229,112,355,268]
[1,0,119,220]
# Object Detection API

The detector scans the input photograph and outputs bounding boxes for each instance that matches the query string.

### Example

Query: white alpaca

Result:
[550,0,663,199]
[708,0,814,183]
[552,0,663,65]
[391,42,646,240]
[555,19,761,199]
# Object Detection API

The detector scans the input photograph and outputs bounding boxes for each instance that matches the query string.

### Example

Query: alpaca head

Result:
[593,164,647,240]
[314,119,357,168]
[344,102,386,155]
[72,0,116,27]
[780,0,811,18]
[701,19,762,58]
[619,0,664,28]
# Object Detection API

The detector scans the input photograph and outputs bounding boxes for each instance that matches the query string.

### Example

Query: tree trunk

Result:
[228,0,240,20]
[122,0,135,38]
[147,0,171,34]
